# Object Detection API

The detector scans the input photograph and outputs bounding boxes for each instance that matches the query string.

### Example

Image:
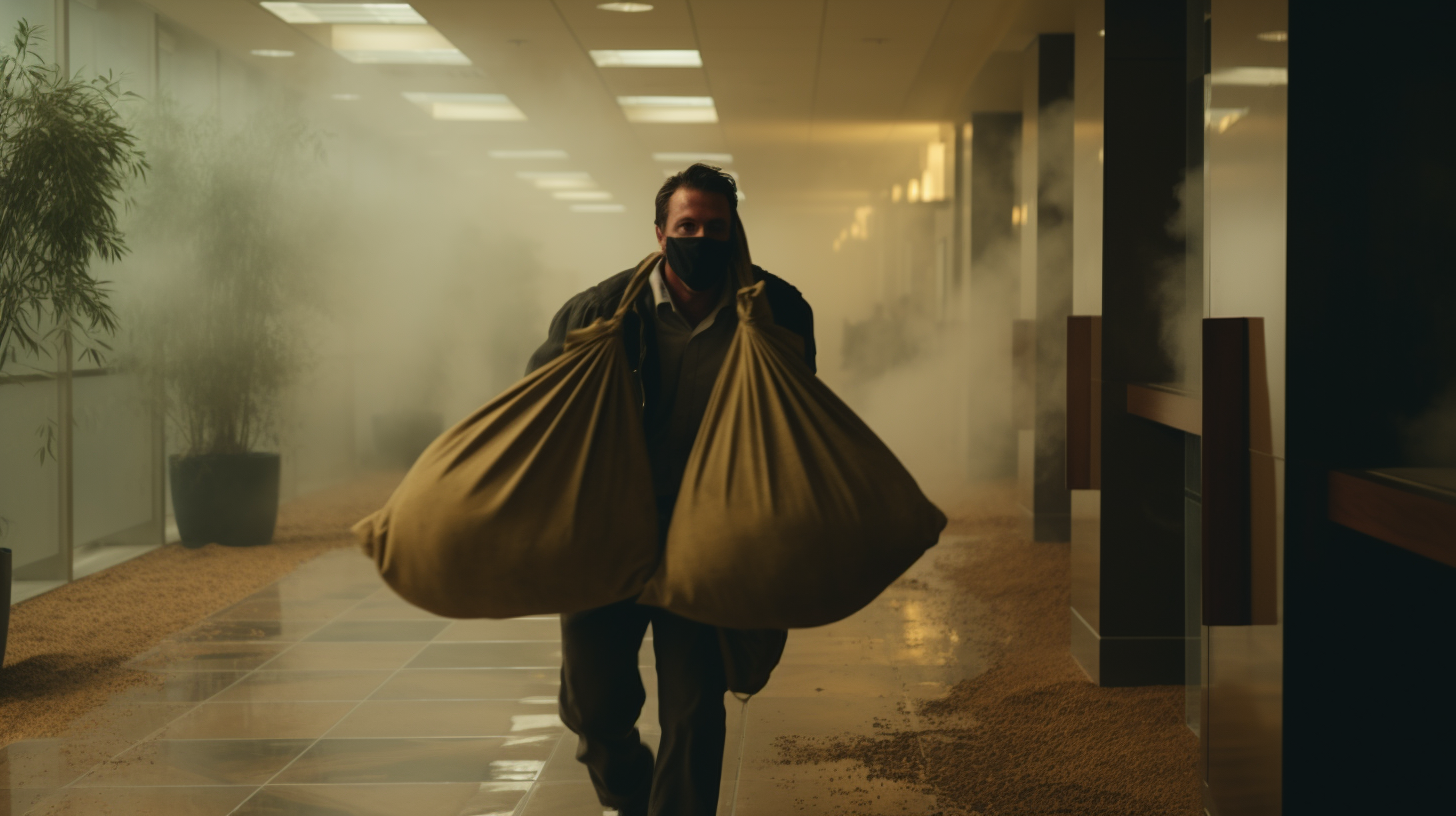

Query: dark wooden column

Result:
[1019,33,1075,542]
[969,112,1021,479]
[1284,1,1456,811]
[1080,0,1188,686]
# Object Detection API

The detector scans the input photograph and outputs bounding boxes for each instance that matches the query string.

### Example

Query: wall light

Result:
[591,50,701,68]
[597,3,654,12]
[261,3,427,24]
[617,96,717,123]
[571,203,626,212]
[490,150,569,159]
[1207,107,1250,133]
[404,92,526,121]
[1210,67,1288,86]
[907,178,920,203]
[891,184,903,203]
[1256,30,1289,42]
[653,152,733,164]
[250,49,295,57]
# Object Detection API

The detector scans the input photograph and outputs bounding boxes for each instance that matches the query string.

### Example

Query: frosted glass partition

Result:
[71,372,157,549]
[0,380,62,589]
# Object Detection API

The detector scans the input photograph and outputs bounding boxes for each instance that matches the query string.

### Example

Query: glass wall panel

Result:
[1,380,63,601]
[0,0,56,62]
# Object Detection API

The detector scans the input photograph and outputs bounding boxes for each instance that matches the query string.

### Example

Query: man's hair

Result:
[654,163,738,228]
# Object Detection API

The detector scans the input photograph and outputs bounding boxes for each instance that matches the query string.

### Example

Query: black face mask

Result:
[664,236,734,293]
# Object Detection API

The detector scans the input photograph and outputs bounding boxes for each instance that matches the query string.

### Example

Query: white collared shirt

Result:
[648,258,734,339]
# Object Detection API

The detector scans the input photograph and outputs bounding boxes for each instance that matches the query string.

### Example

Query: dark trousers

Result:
[559,597,727,815]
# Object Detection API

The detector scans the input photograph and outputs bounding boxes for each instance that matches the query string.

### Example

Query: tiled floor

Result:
[1,536,983,815]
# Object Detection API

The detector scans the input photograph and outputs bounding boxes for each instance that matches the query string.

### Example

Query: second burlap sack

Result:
[352,255,662,619]
[638,226,947,629]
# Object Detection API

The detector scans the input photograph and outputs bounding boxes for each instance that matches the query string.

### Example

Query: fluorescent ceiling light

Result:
[404,92,526,121]
[590,50,701,68]
[515,171,590,180]
[1210,66,1287,86]
[652,152,733,164]
[489,150,569,159]
[571,204,626,213]
[333,25,469,65]
[260,3,427,25]
[617,96,717,124]
[250,49,295,57]
[553,191,613,201]
[516,171,595,190]
[597,2,654,11]
[331,93,362,100]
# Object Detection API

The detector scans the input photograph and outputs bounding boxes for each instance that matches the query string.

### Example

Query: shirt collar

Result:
[649,257,734,328]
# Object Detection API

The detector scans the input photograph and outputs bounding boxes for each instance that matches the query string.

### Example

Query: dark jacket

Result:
[526,260,813,695]
[526,263,816,428]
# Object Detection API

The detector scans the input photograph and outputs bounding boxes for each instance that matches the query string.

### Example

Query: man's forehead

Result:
[667,187,732,221]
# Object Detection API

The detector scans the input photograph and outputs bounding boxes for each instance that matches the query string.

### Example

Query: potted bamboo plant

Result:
[123,100,322,548]
[0,20,146,658]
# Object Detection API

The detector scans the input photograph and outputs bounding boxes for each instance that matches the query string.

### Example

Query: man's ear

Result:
[655,224,665,246]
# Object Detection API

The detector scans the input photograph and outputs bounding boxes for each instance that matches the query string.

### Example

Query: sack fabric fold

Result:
[351,255,662,619]
[638,223,948,629]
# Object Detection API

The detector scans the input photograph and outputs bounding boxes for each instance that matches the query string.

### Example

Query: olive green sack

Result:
[350,255,662,619]
[638,220,948,629]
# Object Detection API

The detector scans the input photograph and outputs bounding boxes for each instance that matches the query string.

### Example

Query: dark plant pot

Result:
[1,547,10,669]
[372,411,443,470]
[170,453,281,548]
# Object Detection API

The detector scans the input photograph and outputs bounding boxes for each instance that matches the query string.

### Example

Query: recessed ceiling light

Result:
[1256,30,1288,42]
[331,93,361,100]
[489,150,569,159]
[334,25,469,65]
[250,49,295,57]
[553,191,613,201]
[597,3,654,12]
[590,50,701,68]
[571,203,626,212]
[1210,66,1288,86]
[515,171,591,180]
[617,96,717,123]
[652,152,733,164]
[260,3,427,25]
[404,92,526,121]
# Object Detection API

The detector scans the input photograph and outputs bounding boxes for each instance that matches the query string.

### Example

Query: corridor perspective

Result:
[2,1,1453,815]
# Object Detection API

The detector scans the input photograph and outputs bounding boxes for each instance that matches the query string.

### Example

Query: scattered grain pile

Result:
[774,484,1200,816]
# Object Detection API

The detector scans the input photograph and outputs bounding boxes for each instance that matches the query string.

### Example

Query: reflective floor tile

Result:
[328,700,565,739]
[109,671,249,704]
[335,603,443,622]
[369,669,560,701]
[260,642,427,672]
[76,739,312,786]
[407,642,564,670]
[23,785,255,816]
[517,781,610,816]
[0,741,96,789]
[728,775,938,815]
[266,577,382,603]
[212,671,393,703]
[232,782,527,816]
[130,642,288,672]
[159,701,358,739]
[304,620,449,642]
[756,664,910,698]
[776,637,895,666]
[536,731,660,785]
[169,620,327,643]
[273,737,557,785]
[212,598,360,622]
[435,619,562,642]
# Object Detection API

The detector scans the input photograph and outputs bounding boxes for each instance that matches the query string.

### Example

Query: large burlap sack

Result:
[637,224,947,629]
[352,255,662,618]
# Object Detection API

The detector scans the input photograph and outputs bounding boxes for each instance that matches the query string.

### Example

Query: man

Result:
[525,164,816,816]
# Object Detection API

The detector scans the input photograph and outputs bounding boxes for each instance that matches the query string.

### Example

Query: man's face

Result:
[655,186,733,253]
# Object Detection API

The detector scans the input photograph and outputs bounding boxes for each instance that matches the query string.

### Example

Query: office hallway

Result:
[0,479,1197,816]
